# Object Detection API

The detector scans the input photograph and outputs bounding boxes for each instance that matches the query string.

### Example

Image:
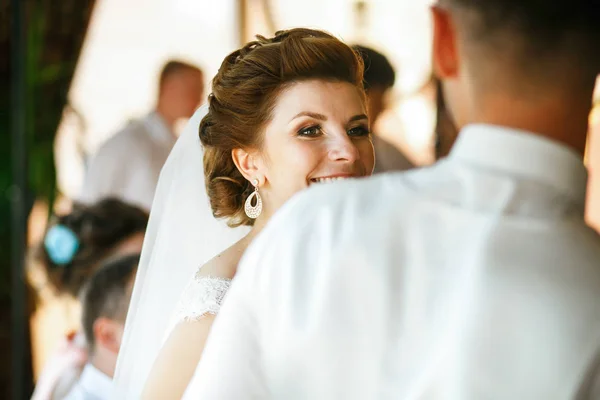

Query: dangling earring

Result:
[244,179,263,219]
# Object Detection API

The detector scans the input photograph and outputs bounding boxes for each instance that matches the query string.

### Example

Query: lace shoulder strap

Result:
[173,271,232,323]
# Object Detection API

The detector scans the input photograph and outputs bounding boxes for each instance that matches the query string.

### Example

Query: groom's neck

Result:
[90,348,117,379]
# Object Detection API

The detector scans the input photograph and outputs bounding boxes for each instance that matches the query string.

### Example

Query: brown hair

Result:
[200,28,365,227]
[30,198,148,298]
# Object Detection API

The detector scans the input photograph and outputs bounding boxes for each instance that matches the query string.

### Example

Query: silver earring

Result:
[244,179,263,219]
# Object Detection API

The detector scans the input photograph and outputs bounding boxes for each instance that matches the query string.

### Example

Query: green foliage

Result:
[1,2,95,396]
[25,4,58,206]
[0,4,58,300]
[2,0,95,295]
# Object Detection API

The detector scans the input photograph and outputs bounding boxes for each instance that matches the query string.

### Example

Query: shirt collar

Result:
[143,111,176,145]
[448,124,587,207]
[78,364,113,398]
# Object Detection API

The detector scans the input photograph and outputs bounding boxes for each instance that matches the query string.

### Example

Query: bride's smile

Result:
[309,175,356,184]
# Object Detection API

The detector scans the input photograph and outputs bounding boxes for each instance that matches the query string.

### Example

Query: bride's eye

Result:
[297,125,322,137]
[347,125,370,137]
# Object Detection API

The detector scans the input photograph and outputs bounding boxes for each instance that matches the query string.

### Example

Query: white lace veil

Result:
[112,105,250,399]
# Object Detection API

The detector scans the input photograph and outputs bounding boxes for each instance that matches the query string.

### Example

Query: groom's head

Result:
[432,0,600,133]
[81,254,139,377]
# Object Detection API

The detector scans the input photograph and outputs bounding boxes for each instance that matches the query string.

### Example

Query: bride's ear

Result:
[232,148,264,185]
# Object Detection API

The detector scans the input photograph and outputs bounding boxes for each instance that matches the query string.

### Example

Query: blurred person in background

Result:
[64,254,139,400]
[433,75,460,159]
[79,60,204,211]
[353,45,414,173]
[29,199,147,400]
[183,0,600,397]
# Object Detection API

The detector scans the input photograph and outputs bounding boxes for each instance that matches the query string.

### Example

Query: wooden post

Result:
[238,0,248,46]
[10,0,30,398]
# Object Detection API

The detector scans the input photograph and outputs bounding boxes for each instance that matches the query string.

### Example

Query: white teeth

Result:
[312,177,351,184]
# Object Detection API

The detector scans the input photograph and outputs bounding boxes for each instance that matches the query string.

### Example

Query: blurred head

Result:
[32,198,148,298]
[81,254,139,378]
[432,0,600,147]
[158,60,204,120]
[200,28,375,227]
[353,45,396,125]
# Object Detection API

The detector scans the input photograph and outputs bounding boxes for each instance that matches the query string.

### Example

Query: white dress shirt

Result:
[79,112,175,211]
[64,364,112,400]
[185,124,600,400]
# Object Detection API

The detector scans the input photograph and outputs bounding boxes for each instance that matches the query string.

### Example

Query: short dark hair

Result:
[444,0,600,77]
[159,60,202,89]
[81,254,139,349]
[352,45,396,90]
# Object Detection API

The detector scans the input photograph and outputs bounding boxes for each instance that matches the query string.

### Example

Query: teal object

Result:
[43,225,80,265]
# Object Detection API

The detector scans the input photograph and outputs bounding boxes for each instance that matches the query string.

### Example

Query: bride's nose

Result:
[327,134,360,163]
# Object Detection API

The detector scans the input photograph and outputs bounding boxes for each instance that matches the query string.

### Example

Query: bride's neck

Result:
[233,215,270,268]
[243,215,268,244]
[227,210,274,276]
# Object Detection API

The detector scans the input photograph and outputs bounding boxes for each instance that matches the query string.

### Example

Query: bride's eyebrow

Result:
[348,114,368,123]
[289,111,327,122]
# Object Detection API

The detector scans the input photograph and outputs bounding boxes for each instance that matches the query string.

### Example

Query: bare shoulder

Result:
[173,240,250,324]
[196,237,250,280]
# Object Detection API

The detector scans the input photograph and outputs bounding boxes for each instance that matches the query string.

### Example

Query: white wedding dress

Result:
[172,274,232,323]
[112,105,249,399]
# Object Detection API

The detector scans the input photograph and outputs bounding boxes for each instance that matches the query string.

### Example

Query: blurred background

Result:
[3,0,600,398]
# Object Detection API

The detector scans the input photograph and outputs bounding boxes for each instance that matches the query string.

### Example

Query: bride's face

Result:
[255,79,374,214]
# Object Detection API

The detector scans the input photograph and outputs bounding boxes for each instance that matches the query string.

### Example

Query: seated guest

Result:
[29,198,148,400]
[31,198,148,299]
[65,254,139,400]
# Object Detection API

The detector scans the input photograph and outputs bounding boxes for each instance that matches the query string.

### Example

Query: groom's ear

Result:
[232,148,262,183]
[431,4,460,80]
[93,317,123,354]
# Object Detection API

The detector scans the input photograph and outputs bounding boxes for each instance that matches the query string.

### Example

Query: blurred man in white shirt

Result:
[185,0,600,398]
[65,255,138,400]
[79,60,203,211]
